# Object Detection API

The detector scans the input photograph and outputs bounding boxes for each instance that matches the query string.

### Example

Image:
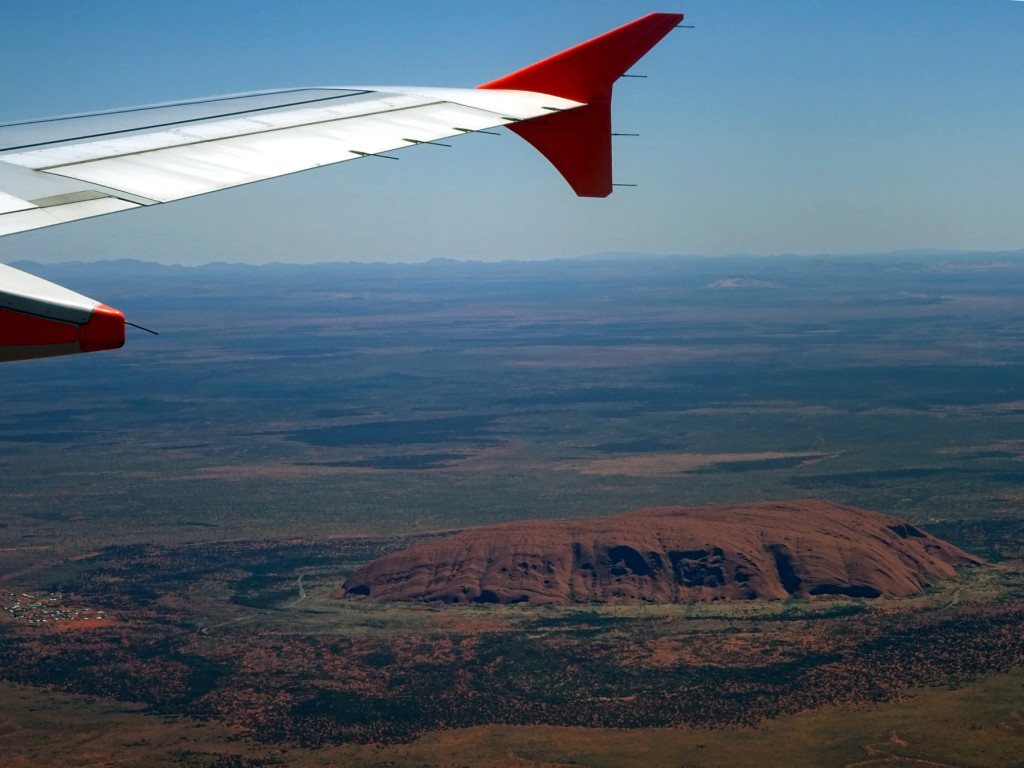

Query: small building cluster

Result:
[1,591,106,625]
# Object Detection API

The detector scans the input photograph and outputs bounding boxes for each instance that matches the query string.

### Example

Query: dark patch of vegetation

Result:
[289,416,496,447]
[594,438,683,453]
[696,455,824,473]
[0,432,82,444]
[764,603,869,621]
[793,467,960,488]
[173,751,282,768]
[925,519,1024,561]
[296,453,466,470]
[809,584,881,599]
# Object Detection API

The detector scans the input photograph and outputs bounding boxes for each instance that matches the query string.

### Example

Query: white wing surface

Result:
[0,87,581,237]
[0,12,683,362]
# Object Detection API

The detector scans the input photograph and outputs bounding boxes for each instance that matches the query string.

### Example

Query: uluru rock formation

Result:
[343,501,979,604]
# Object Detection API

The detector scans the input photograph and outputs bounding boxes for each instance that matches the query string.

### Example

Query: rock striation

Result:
[343,501,979,604]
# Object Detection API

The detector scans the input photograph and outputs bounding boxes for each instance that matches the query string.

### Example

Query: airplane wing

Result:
[0,12,683,362]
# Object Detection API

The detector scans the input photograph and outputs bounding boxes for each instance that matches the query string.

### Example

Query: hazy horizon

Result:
[10,246,1024,270]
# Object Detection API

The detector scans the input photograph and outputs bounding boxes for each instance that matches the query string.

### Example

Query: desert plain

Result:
[2,253,1024,766]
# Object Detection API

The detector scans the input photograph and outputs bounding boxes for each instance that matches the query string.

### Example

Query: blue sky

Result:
[2,1,1023,264]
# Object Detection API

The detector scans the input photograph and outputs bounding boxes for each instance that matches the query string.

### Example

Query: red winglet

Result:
[478,12,683,197]
[79,304,126,354]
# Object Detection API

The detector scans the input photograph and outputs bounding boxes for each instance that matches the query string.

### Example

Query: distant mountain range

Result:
[10,248,1024,278]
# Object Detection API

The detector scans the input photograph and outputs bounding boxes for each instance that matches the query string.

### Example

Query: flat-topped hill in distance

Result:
[343,501,979,604]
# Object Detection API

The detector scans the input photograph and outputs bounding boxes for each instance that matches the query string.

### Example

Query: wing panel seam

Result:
[0,90,375,154]
[0,88,363,130]
[28,99,517,171]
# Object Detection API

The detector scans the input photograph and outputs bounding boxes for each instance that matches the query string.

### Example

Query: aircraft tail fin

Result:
[477,12,683,197]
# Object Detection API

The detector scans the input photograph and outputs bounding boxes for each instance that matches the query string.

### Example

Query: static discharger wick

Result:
[403,138,451,147]
[126,321,159,336]
[351,150,400,160]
